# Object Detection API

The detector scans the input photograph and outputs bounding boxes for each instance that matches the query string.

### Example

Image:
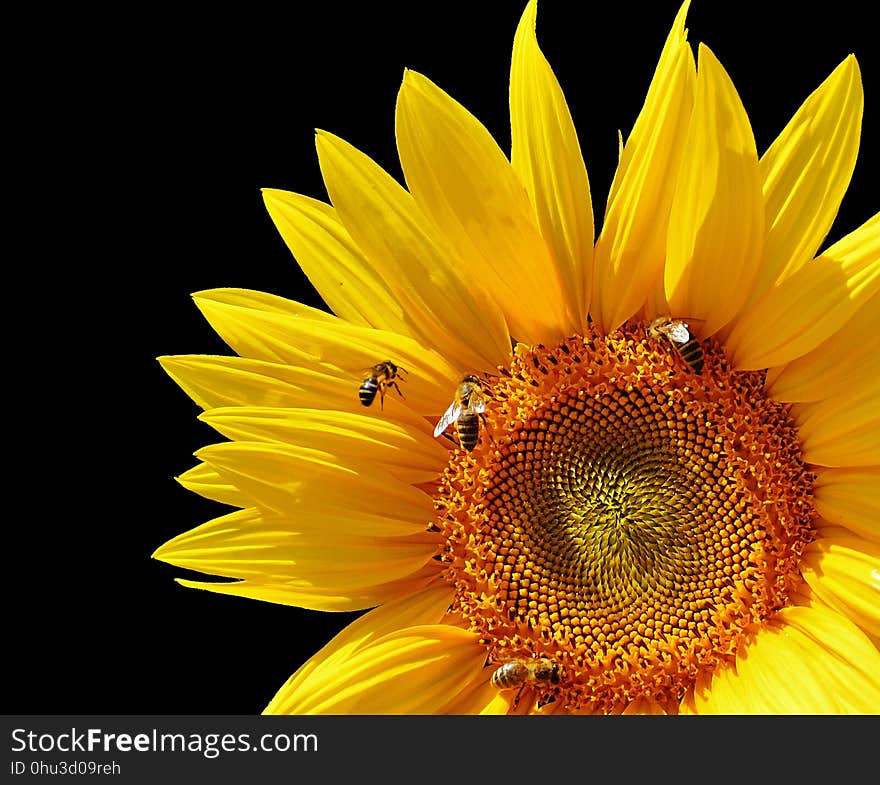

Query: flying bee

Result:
[359,361,407,409]
[491,657,562,710]
[646,316,704,374]
[433,374,491,451]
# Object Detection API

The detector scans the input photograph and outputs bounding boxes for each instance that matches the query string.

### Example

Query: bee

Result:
[433,374,491,451]
[491,657,562,710]
[646,316,704,373]
[359,361,407,409]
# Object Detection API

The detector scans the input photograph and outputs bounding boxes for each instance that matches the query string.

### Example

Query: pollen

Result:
[434,324,817,714]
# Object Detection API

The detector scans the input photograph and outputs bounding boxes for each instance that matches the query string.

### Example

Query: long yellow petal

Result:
[266,582,455,712]
[592,0,695,332]
[725,212,880,370]
[174,499,430,546]
[792,377,880,467]
[665,44,764,337]
[813,467,880,543]
[756,56,863,297]
[195,441,433,523]
[766,292,879,402]
[192,290,459,414]
[314,131,511,373]
[154,507,435,576]
[694,602,880,713]
[173,574,435,613]
[510,0,593,322]
[158,355,351,411]
[176,462,249,508]
[396,69,574,343]
[266,623,485,714]
[802,527,880,641]
[199,407,447,486]
[443,676,510,715]
[261,189,405,330]
[157,354,429,430]
[153,507,438,612]
[188,287,337,321]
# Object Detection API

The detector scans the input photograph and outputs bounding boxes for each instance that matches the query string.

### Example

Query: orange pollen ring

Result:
[434,326,816,714]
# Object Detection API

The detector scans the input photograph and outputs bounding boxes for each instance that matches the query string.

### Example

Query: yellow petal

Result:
[186,484,428,542]
[266,582,454,712]
[172,575,433,612]
[157,354,429,430]
[813,467,880,543]
[801,528,880,640]
[261,189,404,330]
[441,673,509,715]
[155,505,435,577]
[199,407,446,485]
[792,377,880,467]
[687,664,751,713]
[154,506,438,612]
[158,355,349,411]
[266,623,485,714]
[314,131,511,373]
[190,287,337,321]
[694,602,880,713]
[756,57,863,296]
[153,508,430,576]
[195,441,433,524]
[622,699,667,715]
[725,212,880,370]
[176,462,249,508]
[665,44,764,337]
[765,292,879,402]
[510,0,593,321]
[479,693,515,715]
[192,290,459,414]
[395,69,574,343]
[592,0,695,332]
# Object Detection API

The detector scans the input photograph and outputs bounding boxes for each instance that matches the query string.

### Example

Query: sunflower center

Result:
[435,324,816,714]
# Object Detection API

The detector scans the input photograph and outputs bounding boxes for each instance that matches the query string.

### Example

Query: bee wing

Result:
[665,321,691,343]
[433,401,463,437]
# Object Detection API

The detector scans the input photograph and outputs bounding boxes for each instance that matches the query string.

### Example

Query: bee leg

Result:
[511,683,527,712]
[389,381,406,400]
[441,431,459,448]
[479,412,496,446]
[379,387,385,411]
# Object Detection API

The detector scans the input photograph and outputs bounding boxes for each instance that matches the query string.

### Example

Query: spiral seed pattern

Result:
[436,327,816,714]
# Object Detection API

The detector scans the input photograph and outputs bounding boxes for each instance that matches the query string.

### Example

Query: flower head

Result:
[156,0,880,714]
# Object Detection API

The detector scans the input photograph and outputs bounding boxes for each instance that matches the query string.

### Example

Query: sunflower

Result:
[155,0,880,714]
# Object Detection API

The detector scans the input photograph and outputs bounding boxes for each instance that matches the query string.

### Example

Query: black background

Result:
[9,1,876,715]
